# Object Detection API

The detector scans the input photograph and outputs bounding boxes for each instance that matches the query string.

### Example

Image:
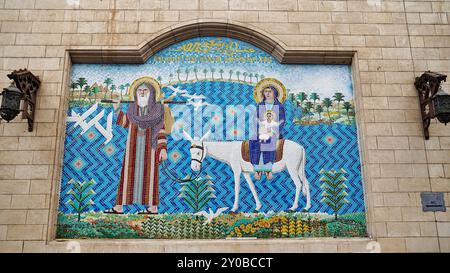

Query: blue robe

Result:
[249,99,285,165]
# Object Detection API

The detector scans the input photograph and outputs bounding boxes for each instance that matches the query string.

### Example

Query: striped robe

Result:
[115,109,167,206]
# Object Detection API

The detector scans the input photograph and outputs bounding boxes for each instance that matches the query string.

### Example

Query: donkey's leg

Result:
[298,148,311,211]
[286,162,302,211]
[243,172,261,211]
[231,168,241,212]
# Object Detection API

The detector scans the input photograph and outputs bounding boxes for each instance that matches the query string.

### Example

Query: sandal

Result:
[137,208,158,215]
[103,208,123,214]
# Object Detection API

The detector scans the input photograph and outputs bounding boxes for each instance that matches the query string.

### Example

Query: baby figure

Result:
[258,110,279,142]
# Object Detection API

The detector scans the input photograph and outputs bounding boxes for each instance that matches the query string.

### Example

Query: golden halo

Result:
[128,76,162,102]
[253,78,287,104]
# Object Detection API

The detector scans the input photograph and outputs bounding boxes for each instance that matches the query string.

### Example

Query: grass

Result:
[56,211,367,239]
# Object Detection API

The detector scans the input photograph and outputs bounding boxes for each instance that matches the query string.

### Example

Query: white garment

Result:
[258,120,279,141]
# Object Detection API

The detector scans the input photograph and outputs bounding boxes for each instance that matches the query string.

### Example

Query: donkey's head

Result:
[182,130,211,172]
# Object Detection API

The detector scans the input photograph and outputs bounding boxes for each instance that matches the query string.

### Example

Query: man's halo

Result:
[128,76,162,102]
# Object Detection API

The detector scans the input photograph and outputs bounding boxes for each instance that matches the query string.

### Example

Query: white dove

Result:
[167,85,188,96]
[183,93,206,100]
[188,100,211,111]
[195,207,229,225]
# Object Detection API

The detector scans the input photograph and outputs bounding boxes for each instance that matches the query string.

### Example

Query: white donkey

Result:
[182,130,311,212]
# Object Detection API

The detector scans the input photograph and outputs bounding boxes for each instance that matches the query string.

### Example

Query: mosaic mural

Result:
[56,37,367,239]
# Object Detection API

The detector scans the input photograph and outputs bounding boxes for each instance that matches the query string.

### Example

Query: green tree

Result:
[310,92,320,107]
[83,85,90,101]
[303,101,313,122]
[176,68,181,82]
[119,84,125,100]
[229,69,233,80]
[210,67,215,80]
[333,92,345,118]
[203,68,208,79]
[296,92,307,108]
[243,72,248,82]
[76,77,87,101]
[110,84,116,100]
[125,83,130,98]
[65,179,96,221]
[92,86,100,101]
[319,169,349,221]
[70,81,77,100]
[316,104,324,120]
[219,68,224,79]
[343,101,353,123]
[178,175,216,213]
[236,71,240,81]
[193,67,198,80]
[184,68,189,81]
[322,98,333,122]
[103,78,112,99]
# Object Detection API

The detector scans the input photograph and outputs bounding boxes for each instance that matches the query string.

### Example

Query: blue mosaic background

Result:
[59,80,365,215]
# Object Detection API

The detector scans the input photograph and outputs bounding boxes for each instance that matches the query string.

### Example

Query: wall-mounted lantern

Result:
[414,71,449,139]
[0,69,40,132]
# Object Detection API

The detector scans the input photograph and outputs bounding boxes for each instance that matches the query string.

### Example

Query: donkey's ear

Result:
[182,129,193,142]
[200,129,212,142]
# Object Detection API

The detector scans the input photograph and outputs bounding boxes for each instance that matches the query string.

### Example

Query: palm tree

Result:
[70,81,77,100]
[119,84,125,100]
[76,77,87,101]
[157,76,162,83]
[203,68,208,80]
[243,72,248,82]
[288,93,295,103]
[169,73,174,83]
[260,74,265,80]
[229,69,233,80]
[83,85,90,101]
[343,101,353,123]
[184,68,189,81]
[176,68,181,82]
[110,84,116,100]
[193,67,198,80]
[296,92,307,108]
[310,92,320,107]
[124,83,130,98]
[219,68,224,79]
[333,92,345,118]
[92,86,100,101]
[103,78,112,100]
[322,98,333,122]
[248,73,253,83]
[254,73,259,82]
[236,71,241,81]
[316,105,324,121]
[303,101,313,122]
[210,67,215,80]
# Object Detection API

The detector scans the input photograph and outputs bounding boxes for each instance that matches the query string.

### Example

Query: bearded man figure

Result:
[104,78,167,214]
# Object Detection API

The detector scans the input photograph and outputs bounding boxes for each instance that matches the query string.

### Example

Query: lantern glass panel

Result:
[0,85,22,122]
[433,88,450,125]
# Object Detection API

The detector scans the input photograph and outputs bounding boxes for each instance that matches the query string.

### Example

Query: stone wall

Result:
[0,0,449,252]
